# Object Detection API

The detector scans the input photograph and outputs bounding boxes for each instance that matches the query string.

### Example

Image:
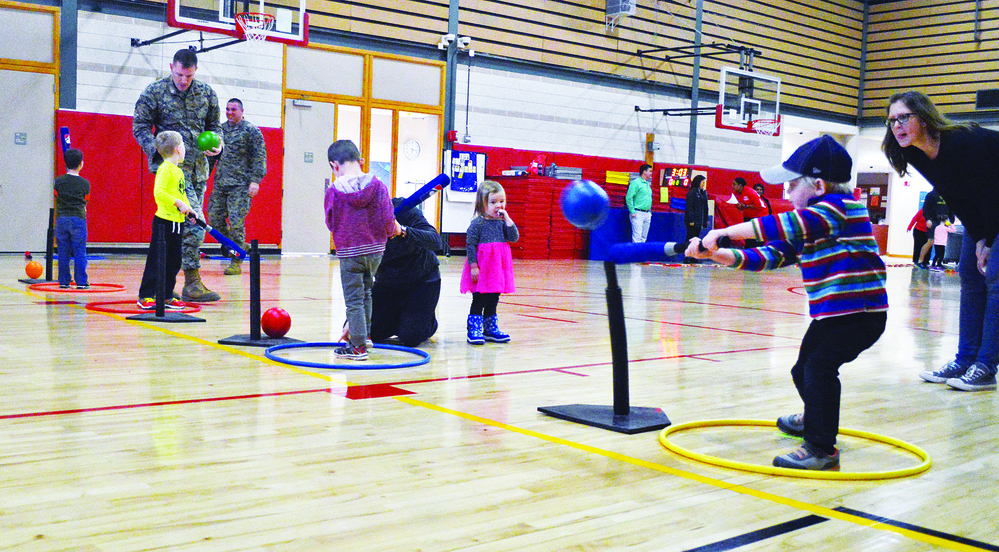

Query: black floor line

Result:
[834,506,999,551]
[683,506,999,551]
[683,514,829,551]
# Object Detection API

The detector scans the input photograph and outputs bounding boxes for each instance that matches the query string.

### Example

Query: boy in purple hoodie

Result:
[325,140,400,360]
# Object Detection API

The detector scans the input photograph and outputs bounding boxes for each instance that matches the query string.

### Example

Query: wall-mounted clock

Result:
[403,139,421,160]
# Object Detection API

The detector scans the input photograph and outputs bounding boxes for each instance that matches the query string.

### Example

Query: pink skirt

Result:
[460,242,516,294]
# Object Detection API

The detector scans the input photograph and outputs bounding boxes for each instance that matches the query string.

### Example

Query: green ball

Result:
[196,130,221,151]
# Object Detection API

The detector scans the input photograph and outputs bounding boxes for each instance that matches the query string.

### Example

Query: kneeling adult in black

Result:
[370,197,443,347]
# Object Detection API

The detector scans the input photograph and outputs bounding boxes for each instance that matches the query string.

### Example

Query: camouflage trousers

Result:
[206,184,252,254]
[181,177,207,270]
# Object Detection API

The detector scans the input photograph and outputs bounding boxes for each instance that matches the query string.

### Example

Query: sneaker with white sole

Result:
[920,361,969,383]
[334,344,368,361]
[137,298,155,310]
[773,443,840,471]
[946,362,997,391]
[776,413,804,437]
[164,298,186,310]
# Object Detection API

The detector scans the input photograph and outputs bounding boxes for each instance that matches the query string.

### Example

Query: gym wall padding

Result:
[56,110,284,247]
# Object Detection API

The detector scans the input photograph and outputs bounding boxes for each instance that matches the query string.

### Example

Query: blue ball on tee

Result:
[561,180,610,230]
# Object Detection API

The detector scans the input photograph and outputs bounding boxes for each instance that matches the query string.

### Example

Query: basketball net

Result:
[749,117,781,137]
[235,12,275,42]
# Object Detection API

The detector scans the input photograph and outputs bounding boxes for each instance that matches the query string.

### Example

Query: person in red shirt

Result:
[732,177,766,246]
[732,177,766,220]
[906,209,928,265]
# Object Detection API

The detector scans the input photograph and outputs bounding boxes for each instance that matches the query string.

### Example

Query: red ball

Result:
[261,307,291,338]
[25,261,43,279]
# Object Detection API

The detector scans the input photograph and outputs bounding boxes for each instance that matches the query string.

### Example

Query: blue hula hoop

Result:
[264,341,431,370]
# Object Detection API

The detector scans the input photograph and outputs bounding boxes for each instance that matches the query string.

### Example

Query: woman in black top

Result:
[684,175,710,241]
[369,197,444,347]
[883,90,999,391]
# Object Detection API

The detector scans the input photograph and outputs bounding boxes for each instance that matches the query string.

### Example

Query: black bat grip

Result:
[691,236,732,252]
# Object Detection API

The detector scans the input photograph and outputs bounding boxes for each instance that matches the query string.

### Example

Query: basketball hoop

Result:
[749,117,781,137]
[235,12,275,42]
[605,14,624,33]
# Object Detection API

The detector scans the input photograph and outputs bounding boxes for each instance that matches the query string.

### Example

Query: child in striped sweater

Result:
[687,135,888,471]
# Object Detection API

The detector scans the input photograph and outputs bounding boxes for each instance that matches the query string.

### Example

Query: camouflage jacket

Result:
[216,119,267,187]
[132,77,221,182]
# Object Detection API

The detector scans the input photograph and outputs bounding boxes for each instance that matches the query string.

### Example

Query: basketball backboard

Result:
[715,67,781,136]
[167,0,308,46]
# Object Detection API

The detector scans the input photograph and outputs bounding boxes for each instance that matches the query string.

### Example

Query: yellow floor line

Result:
[396,395,983,551]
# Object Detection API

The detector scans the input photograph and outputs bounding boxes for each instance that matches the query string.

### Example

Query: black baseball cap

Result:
[759,134,852,184]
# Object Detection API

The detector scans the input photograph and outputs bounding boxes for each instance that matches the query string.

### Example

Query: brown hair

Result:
[474,180,504,217]
[881,91,974,176]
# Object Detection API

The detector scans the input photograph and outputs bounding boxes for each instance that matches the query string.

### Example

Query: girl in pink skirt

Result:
[460,180,520,344]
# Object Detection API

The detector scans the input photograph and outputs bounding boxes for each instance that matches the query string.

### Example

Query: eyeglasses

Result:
[885,113,916,128]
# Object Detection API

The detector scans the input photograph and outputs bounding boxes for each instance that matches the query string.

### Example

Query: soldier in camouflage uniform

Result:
[208,98,267,275]
[133,48,222,302]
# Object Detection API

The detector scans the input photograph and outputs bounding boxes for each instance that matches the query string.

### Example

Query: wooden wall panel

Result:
[864,0,999,119]
[450,0,865,119]
[308,0,449,44]
[133,0,999,125]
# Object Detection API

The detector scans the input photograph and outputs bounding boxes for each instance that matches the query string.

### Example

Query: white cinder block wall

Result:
[75,12,284,128]
[66,11,943,258]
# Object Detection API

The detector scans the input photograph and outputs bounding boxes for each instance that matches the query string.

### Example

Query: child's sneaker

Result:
[919,360,968,383]
[76,283,90,290]
[59,284,72,289]
[946,362,997,391]
[334,343,368,361]
[776,413,804,437]
[164,298,186,310]
[773,443,840,471]
[137,298,155,310]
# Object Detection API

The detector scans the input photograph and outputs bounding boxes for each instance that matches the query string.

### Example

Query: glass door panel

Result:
[396,111,440,227]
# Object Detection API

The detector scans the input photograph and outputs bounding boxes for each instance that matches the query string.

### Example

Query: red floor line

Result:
[500,300,802,339]
[392,365,592,386]
[517,313,579,323]
[390,346,789,387]
[511,287,807,317]
[0,388,330,420]
[549,368,590,376]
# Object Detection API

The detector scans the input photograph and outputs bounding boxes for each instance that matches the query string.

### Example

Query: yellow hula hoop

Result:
[658,419,932,481]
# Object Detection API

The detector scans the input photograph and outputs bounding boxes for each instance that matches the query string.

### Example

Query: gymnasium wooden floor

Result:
[2,252,996,551]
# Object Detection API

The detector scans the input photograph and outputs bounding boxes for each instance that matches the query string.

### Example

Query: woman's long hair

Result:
[881,91,973,176]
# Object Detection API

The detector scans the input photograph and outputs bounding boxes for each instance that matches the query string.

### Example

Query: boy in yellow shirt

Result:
[138,131,197,310]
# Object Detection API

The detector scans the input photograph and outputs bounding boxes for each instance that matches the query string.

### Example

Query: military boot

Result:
[182,268,221,302]
[224,258,242,275]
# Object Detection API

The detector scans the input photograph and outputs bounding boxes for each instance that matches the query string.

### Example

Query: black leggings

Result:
[469,292,500,317]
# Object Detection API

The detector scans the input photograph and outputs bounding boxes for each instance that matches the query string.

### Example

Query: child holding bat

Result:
[686,135,888,471]
[137,131,197,310]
